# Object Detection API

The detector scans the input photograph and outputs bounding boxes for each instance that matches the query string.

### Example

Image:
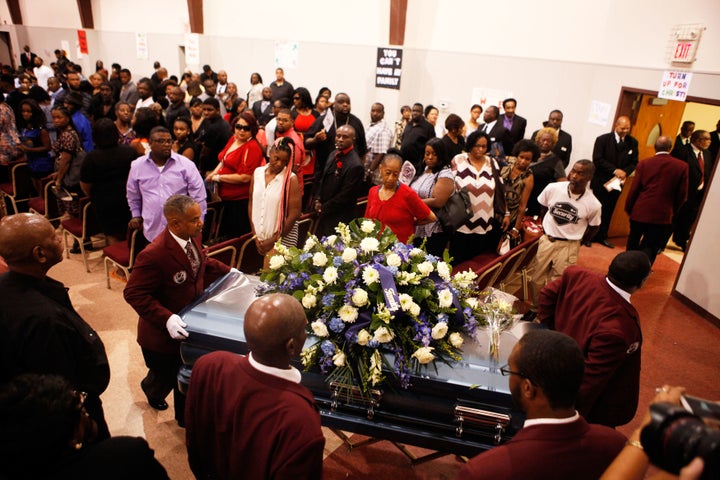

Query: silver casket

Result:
[178,272,533,457]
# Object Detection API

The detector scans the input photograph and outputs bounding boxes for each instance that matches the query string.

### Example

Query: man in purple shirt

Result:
[127,126,206,245]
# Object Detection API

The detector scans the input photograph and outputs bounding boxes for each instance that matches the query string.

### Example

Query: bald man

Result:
[590,116,639,248]
[0,213,111,439]
[185,293,325,480]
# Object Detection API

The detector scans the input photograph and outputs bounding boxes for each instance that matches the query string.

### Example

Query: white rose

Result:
[356,329,372,346]
[332,351,346,367]
[302,294,317,309]
[303,236,316,251]
[338,304,359,323]
[312,251,328,267]
[449,332,464,348]
[410,248,425,257]
[360,237,380,253]
[438,289,453,308]
[431,321,448,340]
[373,326,394,343]
[409,303,421,317]
[465,297,479,309]
[437,261,451,281]
[352,288,369,307]
[386,252,402,267]
[324,235,337,246]
[399,293,413,311]
[268,255,285,270]
[361,220,375,233]
[362,266,379,286]
[275,243,289,256]
[323,266,338,284]
[310,320,328,337]
[411,346,435,364]
[341,247,357,263]
[417,261,434,275]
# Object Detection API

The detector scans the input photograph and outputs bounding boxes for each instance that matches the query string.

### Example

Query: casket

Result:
[178,272,534,457]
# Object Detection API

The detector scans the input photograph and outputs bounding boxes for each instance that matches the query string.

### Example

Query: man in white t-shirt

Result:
[528,159,601,315]
[32,57,54,90]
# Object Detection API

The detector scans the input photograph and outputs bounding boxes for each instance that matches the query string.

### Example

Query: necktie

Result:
[698,151,704,179]
[185,241,199,276]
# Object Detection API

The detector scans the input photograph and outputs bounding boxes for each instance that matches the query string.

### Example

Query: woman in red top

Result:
[364,151,436,243]
[205,111,265,239]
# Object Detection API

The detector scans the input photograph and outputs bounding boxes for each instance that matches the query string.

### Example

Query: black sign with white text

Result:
[376,47,402,90]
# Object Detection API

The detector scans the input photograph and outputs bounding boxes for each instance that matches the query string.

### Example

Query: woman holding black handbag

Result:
[410,138,455,257]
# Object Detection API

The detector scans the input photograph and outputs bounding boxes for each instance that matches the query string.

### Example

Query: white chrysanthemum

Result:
[324,235,337,246]
[303,236,316,251]
[360,237,380,253]
[356,329,372,346]
[302,294,317,309]
[323,266,338,284]
[338,304,359,323]
[410,248,425,257]
[312,251,327,267]
[438,289,453,308]
[416,261,434,275]
[386,252,402,267]
[332,351,346,367]
[431,321,448,339]
[449,332,464,348]
[437,261,451,281]
[341,247,357,263]
[351,288,369,307]
[361,220,376,233]
[268,255,285,270]
[373,326,394,343]
[465,297,479,309]
[409,303,421,317]
[362,266,379,286]
[412,346,435,364]
[398,293,414,311]
[310,320,328,337]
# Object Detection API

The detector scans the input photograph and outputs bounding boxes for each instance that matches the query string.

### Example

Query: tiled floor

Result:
[49,234,720,479]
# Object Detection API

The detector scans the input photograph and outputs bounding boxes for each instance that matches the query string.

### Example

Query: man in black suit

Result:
[20,45,37,69]
[499,98,527,156]
[590,115,639,248]
[312,125,365,237]
[532,110,573,168]
[708,119,720,164]
[479,105,508,159]
[671,120,695,158]
[251,87,274,126]
[672,130,713,251]
[400,102,436,171]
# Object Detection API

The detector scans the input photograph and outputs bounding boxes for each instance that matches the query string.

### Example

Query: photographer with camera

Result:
[600,385,715,480]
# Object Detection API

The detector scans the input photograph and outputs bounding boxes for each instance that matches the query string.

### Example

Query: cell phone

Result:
[681,395,720,428]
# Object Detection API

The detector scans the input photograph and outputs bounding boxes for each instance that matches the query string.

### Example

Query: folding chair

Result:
[61,198,105,272]
[103,229,141,289]
[236,233,264,276]
[28,176,63,225]
[0,161,33,214]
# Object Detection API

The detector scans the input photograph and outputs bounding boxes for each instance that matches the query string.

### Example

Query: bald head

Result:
[0,213,61,275]
[614,116,631,139]
[244,294,307,368]
[654,136,672,153]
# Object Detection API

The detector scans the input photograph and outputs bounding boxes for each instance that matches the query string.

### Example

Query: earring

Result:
[74,442,82,450]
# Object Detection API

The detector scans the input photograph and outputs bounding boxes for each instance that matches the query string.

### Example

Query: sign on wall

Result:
[658,70,693,102]
[275,41,299,69]
[185,33,200,66]
[77,30,88,56]
[376,47,402,90]
[135,32,148,60]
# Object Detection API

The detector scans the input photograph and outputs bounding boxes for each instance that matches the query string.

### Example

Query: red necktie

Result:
[698,151,704,179]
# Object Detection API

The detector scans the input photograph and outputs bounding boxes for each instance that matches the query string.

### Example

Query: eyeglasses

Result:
[235,124,252,131]
[499,364,529,379]
[152,138,173,145]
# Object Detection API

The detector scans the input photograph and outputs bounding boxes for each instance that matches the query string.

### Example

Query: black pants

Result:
[626,220,670,265]
[449,229,499,265]
[592,183,621,242]
[141,348,184,422]
[672,191,704,248]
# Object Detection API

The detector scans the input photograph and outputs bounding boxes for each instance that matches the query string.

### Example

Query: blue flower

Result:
[322,293,335,305]
[321,340,336,355]
[333,256,343,266]
[386,266,398,275]
[328,317,345,333]
[299,253,312,262]
[437,313,448,323]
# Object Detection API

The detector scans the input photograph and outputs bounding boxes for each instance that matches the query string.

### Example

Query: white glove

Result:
[166,314,188,340]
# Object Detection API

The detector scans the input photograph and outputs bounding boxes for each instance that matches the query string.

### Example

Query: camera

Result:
[641,401,719,480]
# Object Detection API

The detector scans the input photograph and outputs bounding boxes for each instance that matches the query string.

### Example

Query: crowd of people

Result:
[0,46,716,479]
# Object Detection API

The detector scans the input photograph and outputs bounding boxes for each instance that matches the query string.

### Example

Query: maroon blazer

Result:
[625,152,688,224]
[124,228,230,354]
[458,417,626,480]
[538,267,642,427]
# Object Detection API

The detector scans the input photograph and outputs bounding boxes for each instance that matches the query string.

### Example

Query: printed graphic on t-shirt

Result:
[549,202,579,226]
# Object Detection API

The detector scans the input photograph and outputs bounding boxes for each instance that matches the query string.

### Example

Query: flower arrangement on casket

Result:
[257,218,487,392]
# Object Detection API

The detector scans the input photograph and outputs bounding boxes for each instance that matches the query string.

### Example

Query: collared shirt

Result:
[127,152,207,242]
[248,352,301,384]
[606,278,632,304]
[366,119,393,154]
[169,229,198,259]
[524,411,580,428]
[483,119,497,134]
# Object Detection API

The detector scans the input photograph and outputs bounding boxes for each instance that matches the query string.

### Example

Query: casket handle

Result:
[329,381,382,420]
[454,405,510,443]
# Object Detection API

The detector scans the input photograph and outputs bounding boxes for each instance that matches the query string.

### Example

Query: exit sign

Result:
[672,39,698,63]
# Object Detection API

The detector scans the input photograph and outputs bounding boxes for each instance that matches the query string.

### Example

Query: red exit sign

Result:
[672,40,698,63]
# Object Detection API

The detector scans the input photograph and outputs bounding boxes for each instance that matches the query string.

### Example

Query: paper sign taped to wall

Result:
[136,32,148,60]
[77,30,88,55]
[588,100,610,126]
[658,70,693,102]
[185,33,200,66]
[470,88,513,113]
[274,41,299,69]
